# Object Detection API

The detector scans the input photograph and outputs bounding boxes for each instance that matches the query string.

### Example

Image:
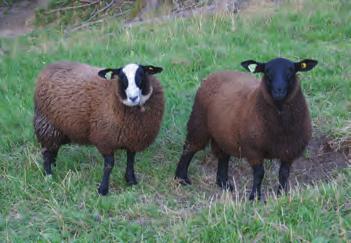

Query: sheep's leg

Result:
[216,154,233,191]
[42,148,58,175]
[175,145,196,185]
[34,110,67,175]
[125,151,137,185]
[249,163,265,201]
[277,161,292,195]
[211,140,233,191]
[175,99,210,185]
[98,154,115,196]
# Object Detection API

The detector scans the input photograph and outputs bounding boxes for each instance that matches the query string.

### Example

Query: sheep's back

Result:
[34,62,107,143]
[197,71,259,155]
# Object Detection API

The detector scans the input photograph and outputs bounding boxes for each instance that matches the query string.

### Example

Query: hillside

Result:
[0,0,350,241]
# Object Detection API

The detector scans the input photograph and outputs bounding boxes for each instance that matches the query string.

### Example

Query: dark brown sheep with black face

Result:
[34,61,164,195]
[175,57,318,200]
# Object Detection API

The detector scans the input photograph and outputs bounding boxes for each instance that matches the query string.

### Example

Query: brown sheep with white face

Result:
[34,61,164,195]
[175,57,318,200]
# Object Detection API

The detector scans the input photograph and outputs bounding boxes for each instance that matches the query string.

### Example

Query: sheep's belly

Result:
[211,132,309,162]
[264,138,309,161]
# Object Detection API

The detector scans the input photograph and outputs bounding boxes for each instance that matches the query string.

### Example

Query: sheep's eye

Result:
[120,77,128,88]
[135,77,141,86]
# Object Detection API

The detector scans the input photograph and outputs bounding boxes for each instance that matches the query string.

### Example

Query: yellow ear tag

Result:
[105,71,113,80]
[301,62,307,69]
[248,64,257,73]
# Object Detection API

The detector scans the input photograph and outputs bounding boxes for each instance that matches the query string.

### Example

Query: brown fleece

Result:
[34,62,164,155]
[185,71,311,165]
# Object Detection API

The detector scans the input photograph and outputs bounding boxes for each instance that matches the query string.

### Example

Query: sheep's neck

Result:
[256,85,309,133]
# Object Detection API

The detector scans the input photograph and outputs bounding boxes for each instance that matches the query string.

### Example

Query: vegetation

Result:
[34,0,208,29]
[0,0,350,241]
[1,0,22,7]
[34,0,133,28]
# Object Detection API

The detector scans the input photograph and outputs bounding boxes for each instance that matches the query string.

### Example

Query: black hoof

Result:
[217,180,234,191]
[277,186,287,197]
[125,174,138,186]
[175,176,192,185]
[249,194,265,203]
[98,186,108,196]
[44,170,52,176]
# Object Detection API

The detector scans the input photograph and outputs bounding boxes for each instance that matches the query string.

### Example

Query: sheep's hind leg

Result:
[175,102,210,186]
[42,148,58,175]
[249,162,265,201]
[125,151,137,185]
[175,145,197,185]
[34,109,68,175]
[277,161,292,196]
[98,154,115,195]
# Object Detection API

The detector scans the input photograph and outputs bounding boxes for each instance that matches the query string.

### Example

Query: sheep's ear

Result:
[141,65,163,75]
[98,68,120,79]
[295,59,318,72]
[241,60,265,73]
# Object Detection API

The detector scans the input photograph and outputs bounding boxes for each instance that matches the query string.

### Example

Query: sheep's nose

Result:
[129,96,138,102]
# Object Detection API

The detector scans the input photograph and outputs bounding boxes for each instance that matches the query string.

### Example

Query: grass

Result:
[0,0,350,241]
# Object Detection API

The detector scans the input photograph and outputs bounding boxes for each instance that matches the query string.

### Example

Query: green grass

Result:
[0,0,350,241]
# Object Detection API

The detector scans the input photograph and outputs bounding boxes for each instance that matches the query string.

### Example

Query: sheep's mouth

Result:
[121,87,153,107]
[271,91,287,102]
[121,98,141,107]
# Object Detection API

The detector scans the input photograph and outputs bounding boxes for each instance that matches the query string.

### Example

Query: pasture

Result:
[0,0,350,241]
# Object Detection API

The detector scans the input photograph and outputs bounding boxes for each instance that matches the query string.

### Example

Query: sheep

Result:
[34,61,164,195]
[175,57,318,200]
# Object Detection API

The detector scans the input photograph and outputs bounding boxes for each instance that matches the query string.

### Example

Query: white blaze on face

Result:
[120,63,154,107]
[122,63,141,106]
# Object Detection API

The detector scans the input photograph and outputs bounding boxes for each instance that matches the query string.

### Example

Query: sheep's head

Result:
[241,58,317,102]
[98,64,163,107]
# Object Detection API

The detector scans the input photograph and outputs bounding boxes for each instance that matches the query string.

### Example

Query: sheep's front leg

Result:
[277,161,292,195]
[125,151,137,185]
[249,162,265,201]
[98,154,114,195]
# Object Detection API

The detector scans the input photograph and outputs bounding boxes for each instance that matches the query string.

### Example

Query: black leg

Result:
[249,164,265,201]
[125,151,137,185]
[42,148,58,175]
[277,161,291,196]
[98,154,115,196]
[175,146,196,185]
[216,155,233,191]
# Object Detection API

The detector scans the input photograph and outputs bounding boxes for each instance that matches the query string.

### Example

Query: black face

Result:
[241,57,318,102]
[264,58,296,101]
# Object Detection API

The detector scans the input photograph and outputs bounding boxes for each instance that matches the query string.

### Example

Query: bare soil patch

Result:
[193,135,350,199]
[0,0,47,38]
